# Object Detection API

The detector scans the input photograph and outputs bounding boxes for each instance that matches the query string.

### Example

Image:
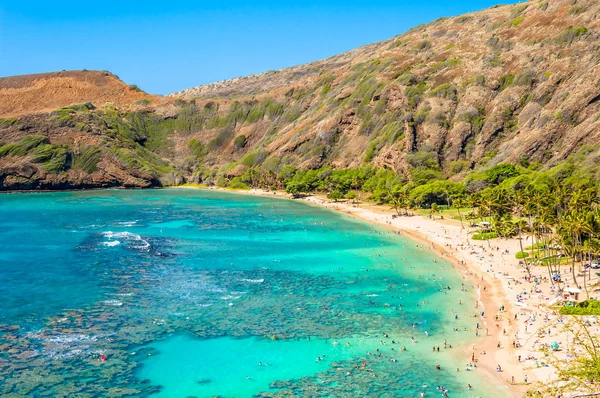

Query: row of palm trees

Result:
[390,182,600,298]
[469,184,600,297]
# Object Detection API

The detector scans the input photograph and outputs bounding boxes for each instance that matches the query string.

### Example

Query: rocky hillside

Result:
[2,0,600,191]
[0,71,163,190]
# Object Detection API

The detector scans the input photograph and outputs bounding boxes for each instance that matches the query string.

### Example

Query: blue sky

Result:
[0,1,503,94]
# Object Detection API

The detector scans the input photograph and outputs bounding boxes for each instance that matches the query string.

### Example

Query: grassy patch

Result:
[0,135,49,157]
[472,232,497,240]
[515,251,530,259]
[559,300,600,315]
[31,144,71,173]
[0,118,18,128]
[510,16,524,27]
[72,147,102,173]
[555,26,588,46]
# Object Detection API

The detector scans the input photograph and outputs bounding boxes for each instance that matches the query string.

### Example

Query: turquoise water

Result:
[0,189,509,397]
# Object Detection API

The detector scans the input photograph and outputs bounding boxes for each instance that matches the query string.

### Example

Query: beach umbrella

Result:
[550,341,559,351]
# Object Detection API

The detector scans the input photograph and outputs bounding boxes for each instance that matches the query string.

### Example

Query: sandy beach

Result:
[184,186,600,397]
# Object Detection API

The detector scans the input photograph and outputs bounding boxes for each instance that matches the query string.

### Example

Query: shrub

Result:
[444,58,460,68]
[396,73,418,86]
[431,83,458,101]
[449,160,471,175]
[454,15,473,24]
[72,147,101,173]
[429,111,450,128]
[409,180,465,206]
[472,232,497,240]
[206,126,234,152]
[0,135,49,157]
[0,118,18,128]
[568,5,586,15]
[410,169,445,186]
[234,135,247,148]
[407,151,440,170]
[513,70,536,86]
[559,299,600,315]
[263,99,285,119]
[510,16,524,27]
[415,40,432,51]
[498,74,514,91]
[487,36,513,51]
[555,26,588,45]
[515,251,529,259]
[204,101,218,112]
[484,163,520,184]
[229,177,249,189]
[128,84,142,92]
[53,102,95,127]
[405,83,427,107]
[31,145,71,173]
[187,139,205,159]
[364,140,380,162]
[240,149,267,167]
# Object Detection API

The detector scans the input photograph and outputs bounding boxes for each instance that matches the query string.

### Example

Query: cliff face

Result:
[2,0,600,191]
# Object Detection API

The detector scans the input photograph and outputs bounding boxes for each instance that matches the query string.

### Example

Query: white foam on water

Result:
[102,240,121,247]
[27,331,101,359]
[101,231,151,252]
[102,300,123,306]
[240,278,264,283]
[220,295,242,300]
[117,221,137,227]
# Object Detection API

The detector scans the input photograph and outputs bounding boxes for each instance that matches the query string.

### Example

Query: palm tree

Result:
[452,195,468,230]
[430,203,440,219]
[511,188,531,276]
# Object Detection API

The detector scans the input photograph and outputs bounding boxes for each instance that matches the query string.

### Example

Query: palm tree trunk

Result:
[457,207,464,229]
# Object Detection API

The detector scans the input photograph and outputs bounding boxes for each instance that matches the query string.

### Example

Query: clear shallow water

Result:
[0,189,509,397]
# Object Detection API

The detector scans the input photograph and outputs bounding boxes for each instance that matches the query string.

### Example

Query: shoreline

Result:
[184,186,528,397]
[13,184,573,396]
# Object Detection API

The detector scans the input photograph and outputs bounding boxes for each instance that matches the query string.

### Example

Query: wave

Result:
[101,231,151,252]
[240,278,264,283]
[102,240,120,247]
[220,294,242,300]
[116,221,137,227]
[102,300,123,306]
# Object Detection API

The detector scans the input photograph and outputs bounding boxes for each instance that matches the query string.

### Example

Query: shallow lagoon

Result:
[0,189,509,397]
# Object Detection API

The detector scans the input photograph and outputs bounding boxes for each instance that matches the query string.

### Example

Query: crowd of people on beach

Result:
[251,191,600,395]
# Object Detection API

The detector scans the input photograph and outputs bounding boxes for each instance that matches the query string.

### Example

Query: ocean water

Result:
[0,189,509,397]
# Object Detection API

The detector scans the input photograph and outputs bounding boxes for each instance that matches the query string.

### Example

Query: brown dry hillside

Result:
[3,0,600,191]
[169,0,600,176]
[0,70,158,118]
